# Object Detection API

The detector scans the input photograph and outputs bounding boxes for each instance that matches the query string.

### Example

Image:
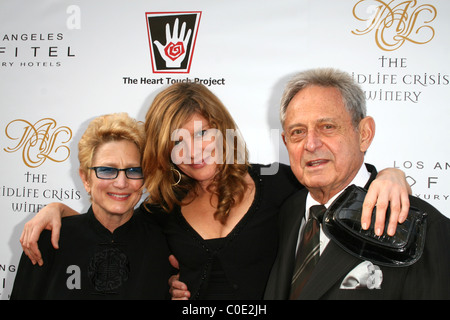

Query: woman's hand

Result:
[168,255,191,300]
[19,203,78,266]
[362,168,411,236]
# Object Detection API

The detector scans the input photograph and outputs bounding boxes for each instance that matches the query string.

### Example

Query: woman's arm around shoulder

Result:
[20,202,79,266]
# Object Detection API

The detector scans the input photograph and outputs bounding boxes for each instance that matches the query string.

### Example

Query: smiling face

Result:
[282,85,375,202]
[80,140,143,228]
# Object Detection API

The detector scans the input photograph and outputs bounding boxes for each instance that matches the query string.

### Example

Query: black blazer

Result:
[264,164,450,299]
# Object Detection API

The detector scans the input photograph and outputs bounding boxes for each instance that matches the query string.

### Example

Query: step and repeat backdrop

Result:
[0,0,449,299]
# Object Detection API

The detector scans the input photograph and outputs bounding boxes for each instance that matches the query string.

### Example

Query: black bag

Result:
[322,185,427,267]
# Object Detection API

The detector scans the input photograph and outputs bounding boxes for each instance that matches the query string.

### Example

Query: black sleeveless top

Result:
[156,163,302,299]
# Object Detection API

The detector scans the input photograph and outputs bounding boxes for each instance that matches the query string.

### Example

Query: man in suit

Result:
[264,68,450,299]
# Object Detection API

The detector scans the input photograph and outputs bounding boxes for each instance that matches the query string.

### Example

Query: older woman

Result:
[11,113,173,299]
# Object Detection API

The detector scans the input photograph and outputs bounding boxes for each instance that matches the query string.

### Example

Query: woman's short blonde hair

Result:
[142,82,250,222]
[78,113,145,176]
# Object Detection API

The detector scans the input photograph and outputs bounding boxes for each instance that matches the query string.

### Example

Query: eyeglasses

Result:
[89,167,144,180]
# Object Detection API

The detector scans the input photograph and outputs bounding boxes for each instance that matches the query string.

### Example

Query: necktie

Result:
[289,204,326,299]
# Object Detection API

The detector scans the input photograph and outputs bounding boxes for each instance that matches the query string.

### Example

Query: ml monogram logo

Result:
[352,0,437,51]
[4,118,72,168]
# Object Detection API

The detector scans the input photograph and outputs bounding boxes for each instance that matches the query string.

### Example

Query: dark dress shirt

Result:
[11,207,174,299]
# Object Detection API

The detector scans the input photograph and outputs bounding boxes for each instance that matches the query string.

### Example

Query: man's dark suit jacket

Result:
[264,164,450,299]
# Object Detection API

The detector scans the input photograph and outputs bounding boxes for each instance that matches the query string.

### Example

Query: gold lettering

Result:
[352,0,437,51]
[4,118,72,168]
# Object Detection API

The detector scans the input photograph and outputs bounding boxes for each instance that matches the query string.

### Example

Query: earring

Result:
[171,167,182,186]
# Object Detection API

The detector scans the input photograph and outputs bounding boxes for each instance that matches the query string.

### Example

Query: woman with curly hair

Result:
[142,82,302,299]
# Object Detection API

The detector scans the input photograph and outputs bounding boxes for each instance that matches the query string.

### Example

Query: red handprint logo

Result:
[154,18,192,68]
[164,42,185,61]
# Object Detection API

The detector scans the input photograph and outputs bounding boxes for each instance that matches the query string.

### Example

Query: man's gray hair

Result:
[280,68,367,129]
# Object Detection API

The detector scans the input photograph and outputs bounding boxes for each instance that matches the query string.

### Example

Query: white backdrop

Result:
[1,0,449,299]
